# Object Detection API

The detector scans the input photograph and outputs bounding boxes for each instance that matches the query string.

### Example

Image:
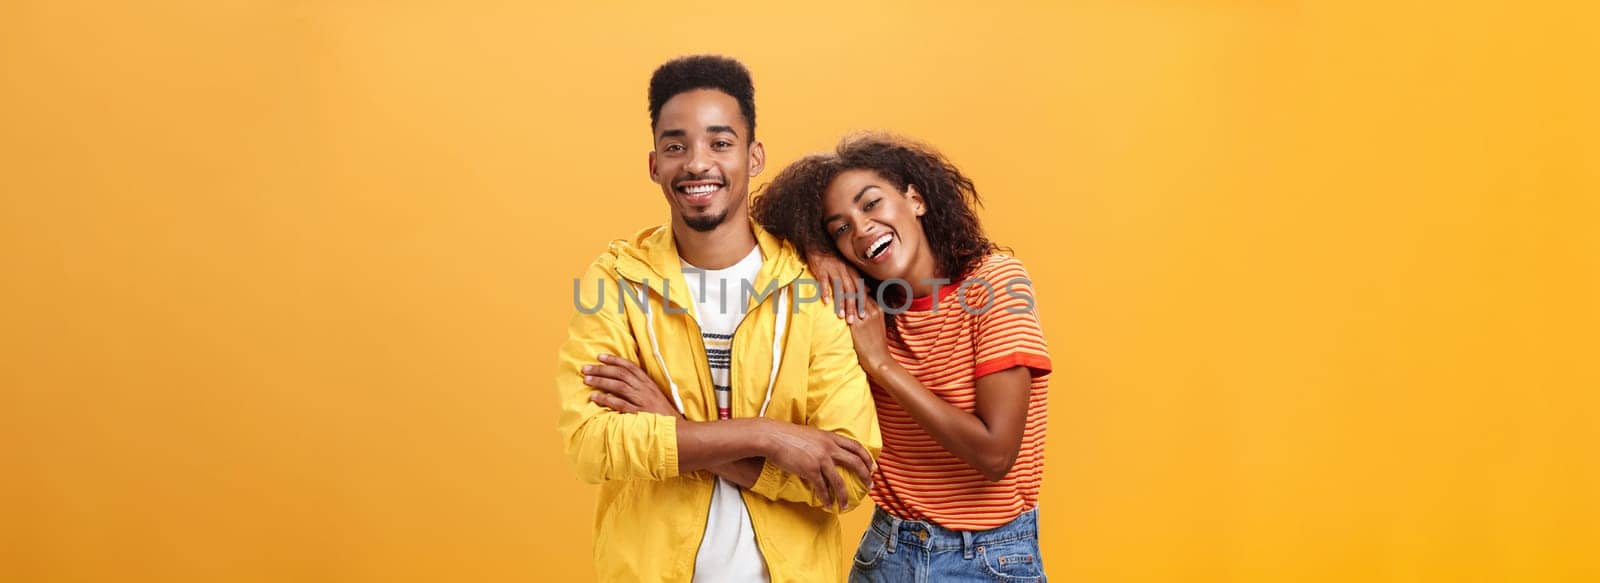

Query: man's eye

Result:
[664,144,684,152]
[713,141,732,149]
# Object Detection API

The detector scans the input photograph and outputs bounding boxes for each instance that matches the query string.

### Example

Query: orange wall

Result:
[2,1,1596,581]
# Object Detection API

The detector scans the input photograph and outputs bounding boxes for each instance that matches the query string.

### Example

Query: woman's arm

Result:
[848,299,1032,482]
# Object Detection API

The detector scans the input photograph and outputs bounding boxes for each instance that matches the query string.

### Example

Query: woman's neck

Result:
[904,251,944,298]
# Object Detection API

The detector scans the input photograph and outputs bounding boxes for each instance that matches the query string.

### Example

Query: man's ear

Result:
[748,140,766,177]
[906,184,927,216]
[647,149,659,182]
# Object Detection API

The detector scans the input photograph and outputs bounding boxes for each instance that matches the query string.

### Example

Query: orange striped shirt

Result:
[867,254,1051,530]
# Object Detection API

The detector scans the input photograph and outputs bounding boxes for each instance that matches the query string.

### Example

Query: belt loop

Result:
[961,530,975,560]
[886,515,900,554]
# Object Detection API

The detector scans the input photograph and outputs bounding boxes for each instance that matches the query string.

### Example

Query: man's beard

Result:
[684,208,730,232]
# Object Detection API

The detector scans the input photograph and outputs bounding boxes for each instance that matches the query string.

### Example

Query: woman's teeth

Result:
[867,234,893,259]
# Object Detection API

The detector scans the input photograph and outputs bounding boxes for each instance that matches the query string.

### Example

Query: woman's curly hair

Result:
[753,133,999,289]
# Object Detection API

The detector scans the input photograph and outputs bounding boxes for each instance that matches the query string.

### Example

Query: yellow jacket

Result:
[555,221,881,582]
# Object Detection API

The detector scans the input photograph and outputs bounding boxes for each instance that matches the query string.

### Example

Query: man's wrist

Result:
[741,418,775,458]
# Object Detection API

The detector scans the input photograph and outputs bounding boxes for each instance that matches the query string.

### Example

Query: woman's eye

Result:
[865,198,880,211]
[832,224,849,237]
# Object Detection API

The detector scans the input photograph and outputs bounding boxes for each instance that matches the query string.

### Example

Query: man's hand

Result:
[587,354,875,510]
[759,420,875,511]
[583,354,679,416]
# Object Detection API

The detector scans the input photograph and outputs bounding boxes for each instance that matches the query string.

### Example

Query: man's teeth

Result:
[867,234,892,259]
[681,184,720,195]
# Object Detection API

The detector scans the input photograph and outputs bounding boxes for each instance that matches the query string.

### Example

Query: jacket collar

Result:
[611,220,806,316]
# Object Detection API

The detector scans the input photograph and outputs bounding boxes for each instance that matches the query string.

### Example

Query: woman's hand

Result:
[583,354,679,416]
[806,251,864,320]
[847,297,893,372]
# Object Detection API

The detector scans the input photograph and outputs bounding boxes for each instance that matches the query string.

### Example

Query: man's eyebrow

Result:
[707,125,738,137]
[657,129,686,140]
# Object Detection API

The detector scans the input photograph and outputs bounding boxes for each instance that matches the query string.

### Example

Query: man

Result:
[555,55,881,582]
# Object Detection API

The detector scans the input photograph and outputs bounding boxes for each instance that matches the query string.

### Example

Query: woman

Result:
[753,134,1053,582]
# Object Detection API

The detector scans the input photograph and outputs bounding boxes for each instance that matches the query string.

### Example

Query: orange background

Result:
[3,1,1596,581]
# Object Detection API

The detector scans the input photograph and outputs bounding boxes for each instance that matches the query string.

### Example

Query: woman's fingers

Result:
[831,272,849,318]
[842,274,859,322]
[808,254,837,307]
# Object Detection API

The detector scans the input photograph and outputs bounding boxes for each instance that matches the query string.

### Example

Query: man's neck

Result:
[672,213,758,270]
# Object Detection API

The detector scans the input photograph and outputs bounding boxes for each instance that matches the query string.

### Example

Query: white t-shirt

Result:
[682,246,768,583]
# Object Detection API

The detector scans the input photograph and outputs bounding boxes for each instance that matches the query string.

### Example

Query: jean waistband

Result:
[869,506,1039,554]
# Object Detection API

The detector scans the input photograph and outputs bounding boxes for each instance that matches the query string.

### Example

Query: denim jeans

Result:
[849,507,1046,583]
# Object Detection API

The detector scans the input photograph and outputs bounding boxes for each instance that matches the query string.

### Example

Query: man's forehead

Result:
[656,90,747,135]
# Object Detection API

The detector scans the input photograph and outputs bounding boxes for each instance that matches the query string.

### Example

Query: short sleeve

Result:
[971,257,1052,379]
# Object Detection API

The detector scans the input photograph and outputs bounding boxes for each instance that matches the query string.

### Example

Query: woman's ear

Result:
[906,184,926,217]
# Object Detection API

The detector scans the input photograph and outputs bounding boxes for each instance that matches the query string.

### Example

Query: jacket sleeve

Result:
[555,261,680,483]
[748,302,882,513]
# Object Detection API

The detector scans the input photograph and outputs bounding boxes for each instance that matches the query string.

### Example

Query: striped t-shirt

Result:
[681,246,768,583]
[868,254,1051,531]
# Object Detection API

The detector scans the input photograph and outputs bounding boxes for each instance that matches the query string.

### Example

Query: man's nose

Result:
[685,145,713,174]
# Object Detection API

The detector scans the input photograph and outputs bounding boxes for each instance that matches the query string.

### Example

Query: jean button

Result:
[916,530,928,542]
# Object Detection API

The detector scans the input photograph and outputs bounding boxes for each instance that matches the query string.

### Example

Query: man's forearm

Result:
[676,418,770,473]
[706,458,765,488]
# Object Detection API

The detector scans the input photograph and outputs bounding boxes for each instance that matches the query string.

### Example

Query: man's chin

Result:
[683,209,730,232]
